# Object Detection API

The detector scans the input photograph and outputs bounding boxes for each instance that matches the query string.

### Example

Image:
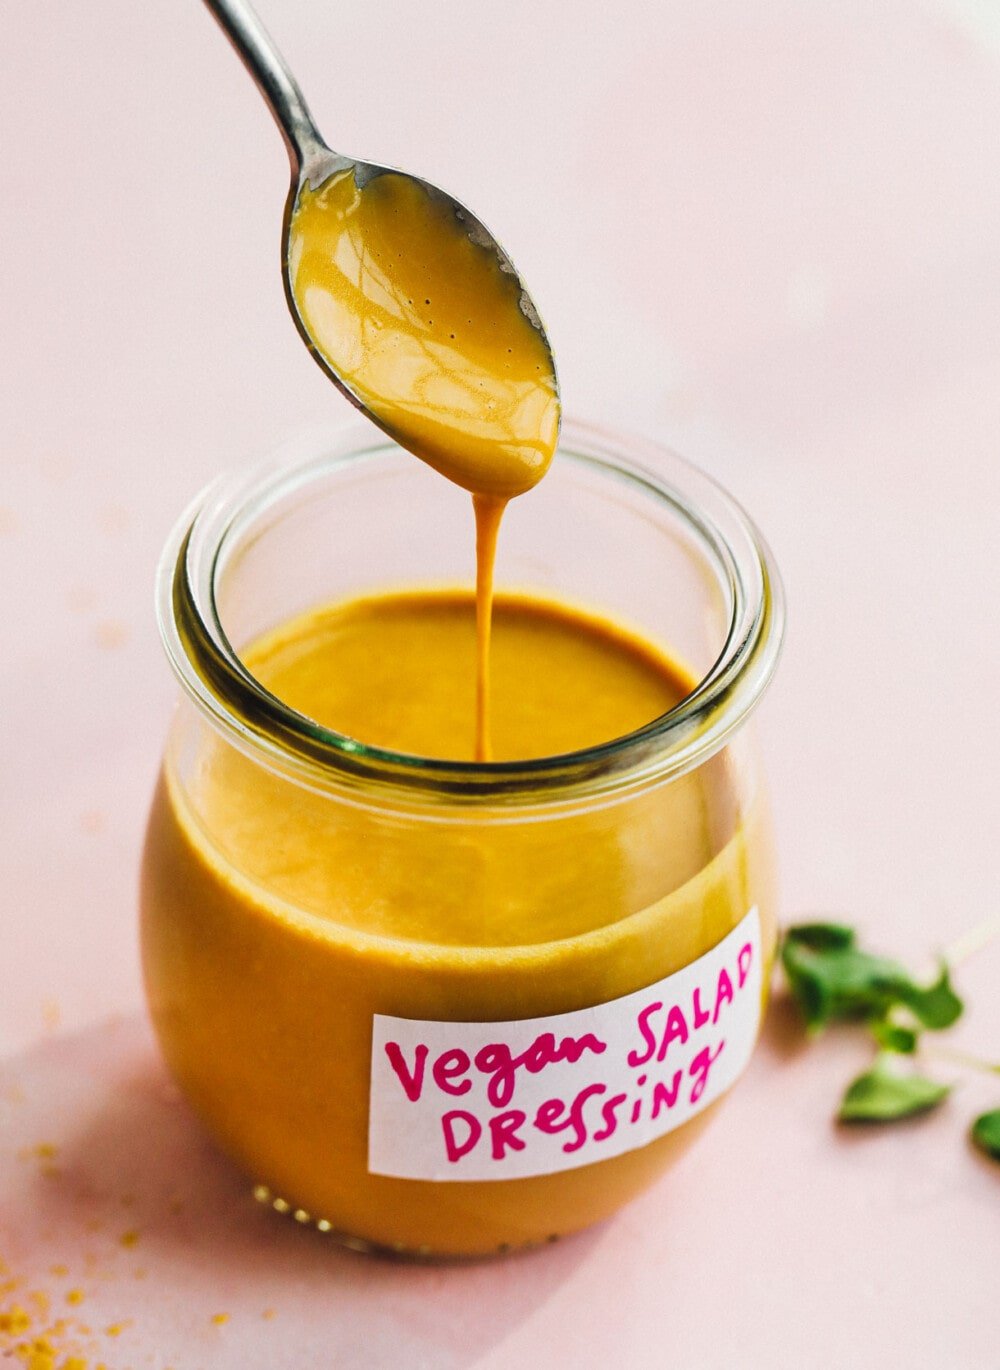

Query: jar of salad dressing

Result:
[140,419,784,1257]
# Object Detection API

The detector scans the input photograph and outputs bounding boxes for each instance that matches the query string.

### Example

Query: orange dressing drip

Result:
[472,494,505,761]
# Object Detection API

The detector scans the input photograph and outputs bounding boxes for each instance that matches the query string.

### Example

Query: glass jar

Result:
[140,419,784,1258]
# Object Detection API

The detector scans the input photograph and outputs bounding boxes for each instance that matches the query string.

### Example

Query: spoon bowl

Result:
[203,0,560,497]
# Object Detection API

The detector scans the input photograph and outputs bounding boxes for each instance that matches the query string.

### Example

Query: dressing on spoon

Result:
[203,0,560,759]
[289,170,559,500]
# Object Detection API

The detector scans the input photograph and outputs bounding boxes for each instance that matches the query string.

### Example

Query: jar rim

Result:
[157,418,785,804]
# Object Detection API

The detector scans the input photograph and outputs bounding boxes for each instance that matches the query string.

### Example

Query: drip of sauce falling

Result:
[288,169,559,759]
[472,494,504,760]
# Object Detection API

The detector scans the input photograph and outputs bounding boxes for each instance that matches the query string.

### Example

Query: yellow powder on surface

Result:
[0,1306,32,1334]
[18,1144,57,1162]
[210,1313,229,1326]
[18,1144,61,1180]
[0,1276,103,1368]
[18,1336,68,1370]
[15,1338,56,1370]
[118,1231,139,1249]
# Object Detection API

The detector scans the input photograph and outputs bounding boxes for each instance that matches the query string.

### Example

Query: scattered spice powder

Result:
[18,1143,58,1162]
[15,1334,59,1369]
[16,1142,60,1179]
[118,1230,139,1249]
[211,1313,229,1326]
[0,1246,142,1368]
[0,1305,31,1335]
[28,1291,50,1318]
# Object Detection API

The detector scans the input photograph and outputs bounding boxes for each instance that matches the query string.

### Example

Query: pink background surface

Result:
[3,1,1000,1365]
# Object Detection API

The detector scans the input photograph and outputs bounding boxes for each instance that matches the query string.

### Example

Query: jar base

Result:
[251,1180,565,1263]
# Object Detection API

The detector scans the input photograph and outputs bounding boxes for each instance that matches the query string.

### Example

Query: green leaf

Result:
[780,936,828,1030]
[784,923,856,952]
[896,964,963,1029]
[780,924,965,1037]
[871,1019,918,1054]
[782,936,911,1032]
[780,924,855,1028]
[838,1056,950,1123]
[970,1109,1000,1162]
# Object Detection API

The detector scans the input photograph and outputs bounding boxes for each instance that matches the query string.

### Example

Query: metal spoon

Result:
[200,0,560,493]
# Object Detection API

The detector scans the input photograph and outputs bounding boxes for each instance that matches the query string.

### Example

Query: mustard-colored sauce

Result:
[288,167,560,759]
[288,170,559,500]
[472,494,504,761]
[141,590,777,1255]
[251,589,684,763]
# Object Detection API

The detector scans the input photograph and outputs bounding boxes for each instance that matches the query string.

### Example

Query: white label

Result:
[368,907,761,1182]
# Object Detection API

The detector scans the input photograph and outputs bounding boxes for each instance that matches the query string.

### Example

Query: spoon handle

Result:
[202,0,327,173]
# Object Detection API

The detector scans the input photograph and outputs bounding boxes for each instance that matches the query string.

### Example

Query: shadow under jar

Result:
[140,419,785,1259]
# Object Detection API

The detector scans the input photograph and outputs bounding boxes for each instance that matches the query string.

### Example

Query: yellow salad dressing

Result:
[141,589,777,1255]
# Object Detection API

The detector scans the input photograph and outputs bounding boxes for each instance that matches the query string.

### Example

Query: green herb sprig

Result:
[779,915,1000,1162]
